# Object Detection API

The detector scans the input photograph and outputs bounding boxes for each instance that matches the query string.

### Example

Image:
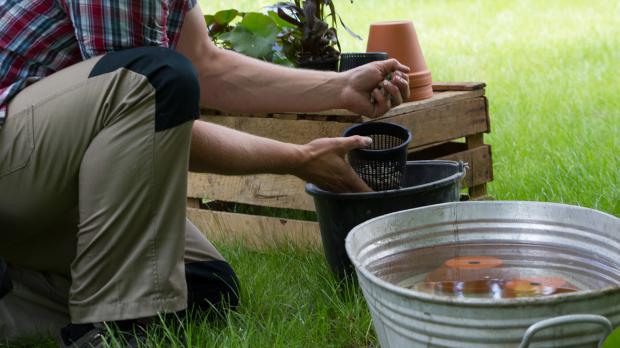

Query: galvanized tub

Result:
[345,201,620,347]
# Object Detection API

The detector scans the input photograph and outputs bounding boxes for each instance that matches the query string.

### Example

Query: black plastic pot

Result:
[305,160,466,280]
[299,56,339,71]
[339,52,388,72]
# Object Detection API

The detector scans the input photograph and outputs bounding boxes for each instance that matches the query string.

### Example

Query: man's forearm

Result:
[195,47,347,113]
[189,120,304,174]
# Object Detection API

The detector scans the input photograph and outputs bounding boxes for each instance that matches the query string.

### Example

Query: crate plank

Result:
[381,97,489,148]
[201,97,489,150]
[407,142,492,187]
[187,208,321,249]
[188,172,313,211]
[203,117,350,146]
[188,142,492,211]
[432,82,486,91]
[202,89,485,121]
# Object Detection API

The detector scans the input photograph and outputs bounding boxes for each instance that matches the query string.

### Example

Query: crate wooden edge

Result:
[201,96,489,151]
[187,207,321,250]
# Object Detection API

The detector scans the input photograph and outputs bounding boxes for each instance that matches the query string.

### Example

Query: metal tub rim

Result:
[345,200,620,307]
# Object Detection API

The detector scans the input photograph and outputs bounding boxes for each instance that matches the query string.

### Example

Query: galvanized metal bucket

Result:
[345,201,620,347]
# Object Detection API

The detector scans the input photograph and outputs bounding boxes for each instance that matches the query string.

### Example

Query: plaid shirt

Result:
[0,0,197,128]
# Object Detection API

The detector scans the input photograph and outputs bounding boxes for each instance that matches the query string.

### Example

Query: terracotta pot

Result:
[408,71,432,88]
[368,20,433,101]
[409,84,433,101]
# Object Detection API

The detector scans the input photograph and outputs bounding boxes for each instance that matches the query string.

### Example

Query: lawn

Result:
[11,0,619,347]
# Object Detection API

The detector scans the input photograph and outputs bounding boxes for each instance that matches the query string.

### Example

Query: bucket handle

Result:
[518,314,612,348]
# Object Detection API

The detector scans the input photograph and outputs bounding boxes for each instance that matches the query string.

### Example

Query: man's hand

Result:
[340,59,411,117]
[293,136,373,193]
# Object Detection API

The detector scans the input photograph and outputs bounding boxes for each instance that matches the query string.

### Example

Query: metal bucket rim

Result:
[305,160,464,198]
[345,200,620,307]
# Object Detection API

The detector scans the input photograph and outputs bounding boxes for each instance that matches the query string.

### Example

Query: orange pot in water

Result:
[367,20,433,102]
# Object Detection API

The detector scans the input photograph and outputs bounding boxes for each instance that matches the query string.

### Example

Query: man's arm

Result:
[176,5,410,116]
[189,122,373,192]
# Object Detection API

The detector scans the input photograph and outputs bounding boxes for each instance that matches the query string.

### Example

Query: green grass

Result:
[9,1,619,347]
[139,247,374,347]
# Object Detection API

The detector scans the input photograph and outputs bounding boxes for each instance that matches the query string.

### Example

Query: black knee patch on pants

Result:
[89,47,200,132]
[0,258,12,299]
[185,260,240,313]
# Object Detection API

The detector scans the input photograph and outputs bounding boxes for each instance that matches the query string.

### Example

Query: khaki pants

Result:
[0,48,230,340]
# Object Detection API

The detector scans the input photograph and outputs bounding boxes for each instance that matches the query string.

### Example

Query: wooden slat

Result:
[469,184,490,200]
[319,90,485,119]
[188,172,314,211]
[201,96,489,149]
[188,143,493,210]
[437,145,493,188]
[186,208,321,249]
[187,198,201,209]
[203,117,350,145]
[432,82,486,91]
[408,142,493,188]
[202,89,485,121]
[466,133,484,149]
[384,97,489,148]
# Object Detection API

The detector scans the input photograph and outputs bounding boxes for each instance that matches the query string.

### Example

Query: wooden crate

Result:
[187,82,493,249]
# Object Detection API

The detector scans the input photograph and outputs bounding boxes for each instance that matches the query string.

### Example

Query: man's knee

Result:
[89,47,200,132]
[185,260,240,313]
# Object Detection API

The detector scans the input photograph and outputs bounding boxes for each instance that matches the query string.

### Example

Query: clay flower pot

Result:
[367,20,433,102]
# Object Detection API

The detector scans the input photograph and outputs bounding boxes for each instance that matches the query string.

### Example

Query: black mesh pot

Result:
[339,52,388,72]
[343,122,412,191]
[299,56,339,71]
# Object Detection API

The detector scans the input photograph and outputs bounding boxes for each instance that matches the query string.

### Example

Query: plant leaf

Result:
[272,49,296,67]
[240,12,279,38]
[204,15,215,26]
[213,9,239,26]
[220,13,279,60]
[268,10,298,29]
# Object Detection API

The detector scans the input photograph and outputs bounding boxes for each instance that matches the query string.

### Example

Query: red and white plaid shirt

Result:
[0,0,196,128]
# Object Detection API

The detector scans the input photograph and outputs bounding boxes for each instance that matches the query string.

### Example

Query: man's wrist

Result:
[286,143,312,178]
[331,71,351,110]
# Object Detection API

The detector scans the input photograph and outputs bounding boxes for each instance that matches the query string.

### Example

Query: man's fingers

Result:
[391,74,410,101]
[338,135,373,153]
[395,70,409,83]
[383,80,403,107]
[346,170,373,192]
[370,88,390,117]
[381,58,411,74]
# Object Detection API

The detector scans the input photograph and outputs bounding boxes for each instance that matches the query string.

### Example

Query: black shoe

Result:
[60,321,147,348]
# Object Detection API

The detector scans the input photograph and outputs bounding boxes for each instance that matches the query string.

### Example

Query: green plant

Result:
[204,0,360,68]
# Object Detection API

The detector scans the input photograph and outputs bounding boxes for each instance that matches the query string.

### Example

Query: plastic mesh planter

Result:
[343,122,412,191]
